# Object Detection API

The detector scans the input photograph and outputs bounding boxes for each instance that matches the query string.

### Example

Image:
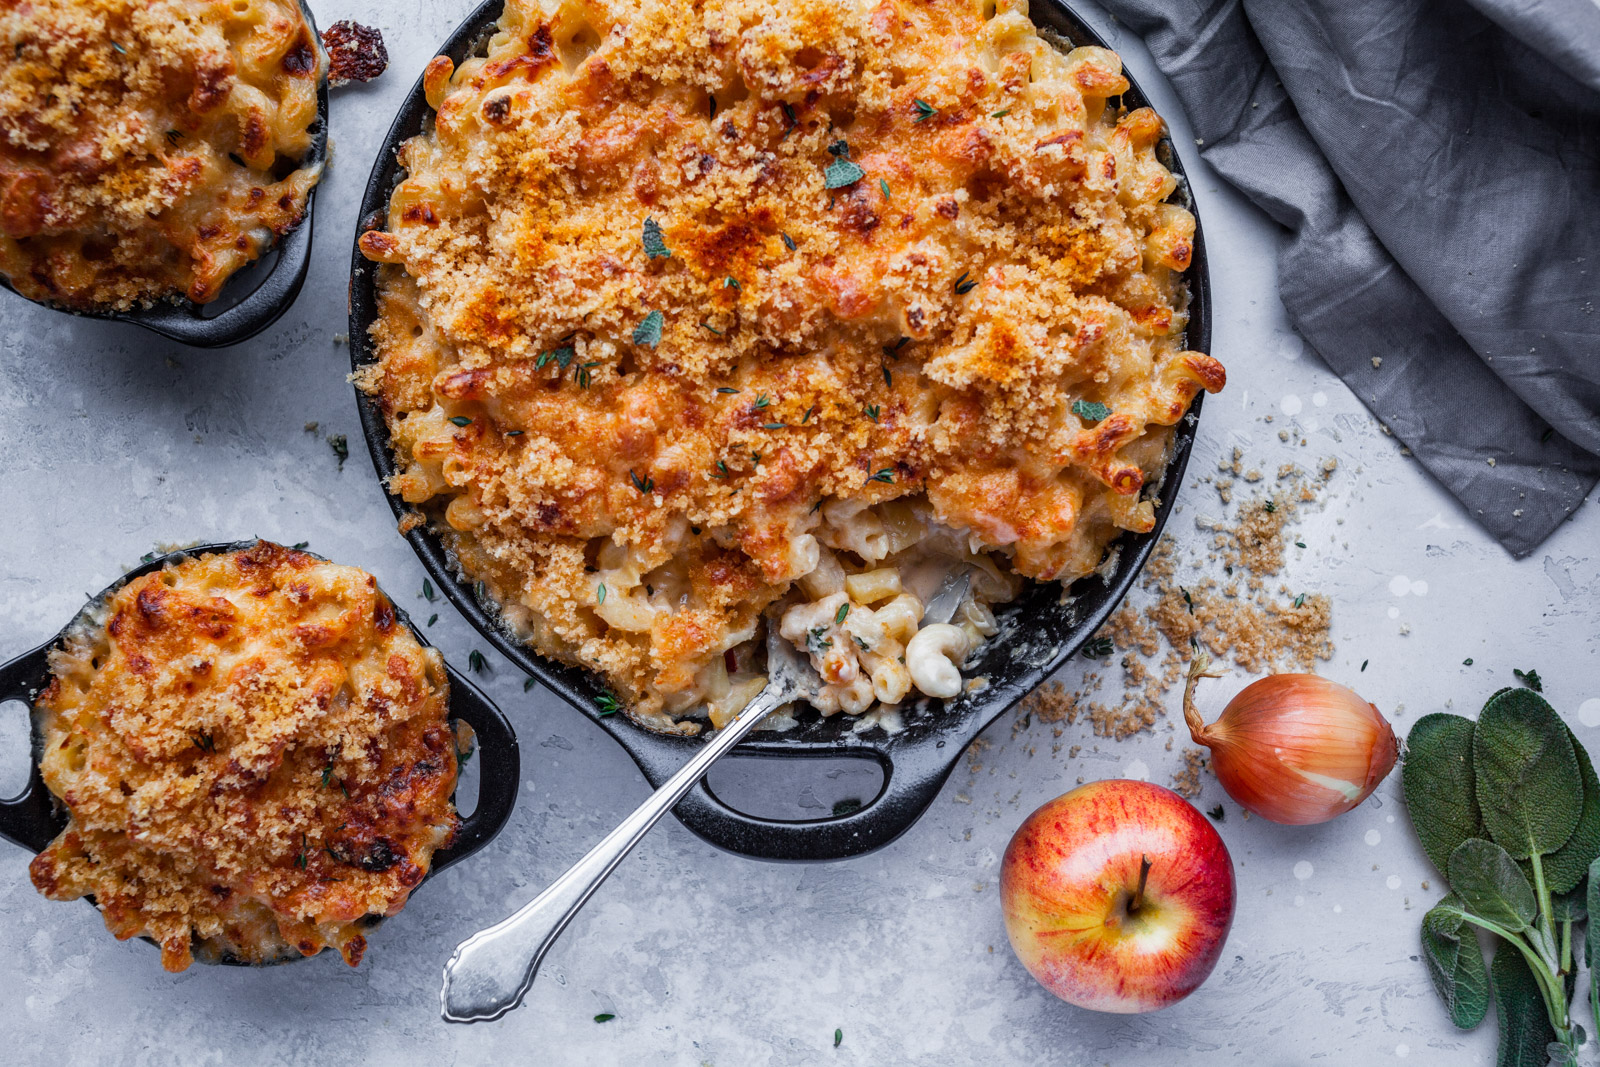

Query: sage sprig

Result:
[1406,688,1600,1066]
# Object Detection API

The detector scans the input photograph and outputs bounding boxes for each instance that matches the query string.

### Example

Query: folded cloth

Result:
[1093,0,1600,556]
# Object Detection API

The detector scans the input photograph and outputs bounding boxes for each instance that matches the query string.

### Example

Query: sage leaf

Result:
[1549,885,1587,924]
[1537,726,1600,895]
[1405,713,1485,875]
[1448,838,1537,932]
[1587,858,1600,1015]
[1473,688,1582,860]
[1420,894,1490,1029]
[1490,942,1557,1067]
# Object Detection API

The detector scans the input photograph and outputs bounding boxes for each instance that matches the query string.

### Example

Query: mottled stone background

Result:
[2,2,1596,1063]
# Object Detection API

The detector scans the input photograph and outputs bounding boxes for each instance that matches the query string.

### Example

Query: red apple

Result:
[1000,779,1235,1013]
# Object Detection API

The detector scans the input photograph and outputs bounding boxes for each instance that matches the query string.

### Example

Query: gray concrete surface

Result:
[2,2,1597,1063]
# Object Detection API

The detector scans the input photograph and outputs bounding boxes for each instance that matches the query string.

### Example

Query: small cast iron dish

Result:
[0,1,330,349]
[349,0,1210,862]
[0,541,521,965]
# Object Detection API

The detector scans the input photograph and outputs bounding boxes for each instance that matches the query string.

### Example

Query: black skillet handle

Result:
[432,663,521,874]
[617,723,963,862]
[0,641,62,855]
[123,187,319,349]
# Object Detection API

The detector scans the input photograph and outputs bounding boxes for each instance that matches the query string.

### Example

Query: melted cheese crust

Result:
[358,0,1224,728]
[29,542,459,972]
[0,0,325,309]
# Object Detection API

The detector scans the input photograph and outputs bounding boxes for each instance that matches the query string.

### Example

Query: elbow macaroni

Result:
[356,0,1224,733]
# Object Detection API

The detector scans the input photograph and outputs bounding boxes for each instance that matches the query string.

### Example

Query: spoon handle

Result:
[439,683,788,1023]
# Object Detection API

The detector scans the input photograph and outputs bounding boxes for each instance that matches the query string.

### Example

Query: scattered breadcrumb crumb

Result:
[1171,748,1206,798]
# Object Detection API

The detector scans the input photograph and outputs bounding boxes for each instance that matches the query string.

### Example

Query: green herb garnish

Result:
[802,405,816,424]
[1293,593,1307,609]
[165,129,183,146]
[594,1013,616,1023]
[824,156,865,189]
[427,614,438,626]
[762,422,787,431]
[1361,659,1368,671]
[469,649,487,673]
[754,394,771,409]
[1263,500,1277,513]
[291,541,308,551]
[1207,805,1225,821]
[879,178,891,201]
[524,677,536,692]
[328,434,348,468]
[807,627,832,654]
[724,276,741,290]
[701,320,723,336]
[597,583,607,605]
[953,270,977,295]
[632,311,663,348]
[708,93,717,120]
[1515,669,1544,693]
[1405,688,1600,1065]
[574,361,601,389]
[1071,399,1110,423]
[1465,658,1475,666]
[835,602,850,624]
[595,691,621,716]
[423,579,435,601]
[781,232,797,251]
[192,733,216,753]
[834,1028,843,1048]
[295,833,308,869]
[629,469,655,495]
[1079,636,1113,658]
[449,416,473,427]
[991,107,1011,118]
[110,40,126,54]
[867,468,894,484]
[781,102,798,139]
[717,387,741,395]
[865,404,880,423]
[913,98,937,123]
[642,216,670,259]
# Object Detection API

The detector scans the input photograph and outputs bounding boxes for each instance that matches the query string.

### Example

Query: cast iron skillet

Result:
[0,1,329,349]
[348,0,1209,862]
[0,540,521,965]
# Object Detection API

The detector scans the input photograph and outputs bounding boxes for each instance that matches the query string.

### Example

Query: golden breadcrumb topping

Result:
[358,0,1224,729]
[29,542,459,972]
[0,0,325,309]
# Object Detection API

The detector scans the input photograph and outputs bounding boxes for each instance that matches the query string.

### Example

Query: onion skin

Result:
[1184,664,1398,825]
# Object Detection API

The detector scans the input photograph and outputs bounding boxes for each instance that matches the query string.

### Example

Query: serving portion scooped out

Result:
[356,0,1223,735]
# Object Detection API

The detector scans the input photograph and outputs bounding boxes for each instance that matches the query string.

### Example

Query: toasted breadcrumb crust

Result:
[0,0,326,309]
[358,0,1224,727]
[28,542,459,972]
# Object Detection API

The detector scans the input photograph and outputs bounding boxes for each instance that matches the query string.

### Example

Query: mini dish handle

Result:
[616,726,962,861]
[432,663,521,875]
[0,641,62,854]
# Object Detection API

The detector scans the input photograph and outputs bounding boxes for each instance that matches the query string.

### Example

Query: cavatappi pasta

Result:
[357,0,1224,734]
[0,0,326,309]
[28,543,460,972]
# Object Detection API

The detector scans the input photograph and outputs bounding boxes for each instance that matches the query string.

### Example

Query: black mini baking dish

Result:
[348,0,1209,862]
[0,1,330,349]
[0,541,521,965]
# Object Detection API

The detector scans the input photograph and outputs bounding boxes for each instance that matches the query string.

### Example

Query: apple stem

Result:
[1131,854,1152,914]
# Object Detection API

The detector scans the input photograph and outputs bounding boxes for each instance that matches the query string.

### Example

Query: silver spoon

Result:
[439,569,972,1023]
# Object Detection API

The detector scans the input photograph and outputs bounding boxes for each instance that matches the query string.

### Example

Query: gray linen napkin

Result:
[1092,0,1600,556]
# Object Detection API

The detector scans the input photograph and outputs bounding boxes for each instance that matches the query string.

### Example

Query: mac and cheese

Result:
[0,0,325,309]
[29,543,461,972]
[358,0,1224,733]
